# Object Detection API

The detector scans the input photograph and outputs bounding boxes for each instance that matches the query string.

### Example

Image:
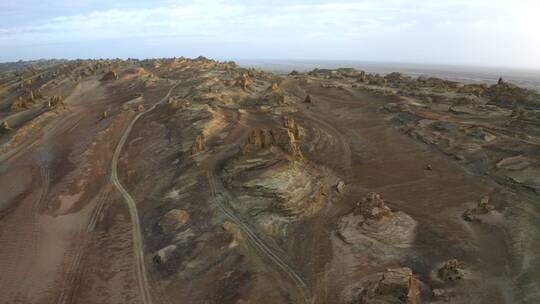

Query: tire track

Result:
[111,82,180,304]
[284,81,353,177]
[206,168,313,304]
[55,188,110,304]
[0,164,48,303]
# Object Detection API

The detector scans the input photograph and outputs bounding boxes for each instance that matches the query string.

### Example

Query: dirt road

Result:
[110,82,179,304]
[206,167,312,304]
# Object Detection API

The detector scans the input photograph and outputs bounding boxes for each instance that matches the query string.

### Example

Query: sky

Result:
[1,0,539,69]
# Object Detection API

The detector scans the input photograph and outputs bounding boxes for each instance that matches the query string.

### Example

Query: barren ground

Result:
[0,59,539,304]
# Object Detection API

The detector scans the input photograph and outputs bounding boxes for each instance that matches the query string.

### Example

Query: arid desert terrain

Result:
[0,57,539,304]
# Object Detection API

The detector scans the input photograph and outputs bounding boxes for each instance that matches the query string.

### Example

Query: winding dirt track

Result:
[206,167,313,304]
[110,82,179,304]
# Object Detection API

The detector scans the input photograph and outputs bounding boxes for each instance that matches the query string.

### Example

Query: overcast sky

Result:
[1,0,539,69]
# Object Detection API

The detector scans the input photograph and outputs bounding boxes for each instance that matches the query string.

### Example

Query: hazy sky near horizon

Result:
[1,0,539,69]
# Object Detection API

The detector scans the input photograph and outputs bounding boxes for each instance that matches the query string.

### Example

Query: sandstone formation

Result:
[222,116,335,240]
[235,73,252,90]
[487,79,540,108]
[375,268,420,304]
[190,134,206,155]
[462,195,495,222]
[350,268,420,304]
[153,244,177,265]
[159,209,190,234]
[48,95,65,109]
[366,74,386,86]
[0,121,9,133]
[336,181,345,193]
[101,70,119,81]
[437,259,465,282]
[337,193,417,263]
[355,192,393,220]
[240,122,303,160]
[385,72,414,85]
[264,83,286,104]
[11,97,30,111]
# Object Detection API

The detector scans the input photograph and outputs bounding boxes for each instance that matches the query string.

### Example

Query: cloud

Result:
[0,0,539,68]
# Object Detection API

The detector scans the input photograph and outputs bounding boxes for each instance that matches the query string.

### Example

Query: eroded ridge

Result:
[0,58,539,304]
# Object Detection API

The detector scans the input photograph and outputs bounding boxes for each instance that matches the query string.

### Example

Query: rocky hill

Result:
[0,57,539,304]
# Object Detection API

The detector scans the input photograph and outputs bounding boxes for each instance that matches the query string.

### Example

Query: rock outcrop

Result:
[153,244,177,265]
[356,71,368,83]
[190,134,206,155]
[11,97,30,111]
[375,268,420,304]
[385,72,414,85]
[462,195,495,222]
[235,73,252,90]
[355,192,393,220]
[240,119,303,159]
[457,83,488,97]
[223,117,332,236]
[159,209,190,234]
[20,79,33,88]
[265,83,286,104]
[487,80,540,108]
[48,95,65,109]
[368,74,387,86]
[350,267,420,304]
[0,121,10,134]
[437,259,465,282]
[337,192,417,262]
[101,70,119,81]
[336,181,345,193]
